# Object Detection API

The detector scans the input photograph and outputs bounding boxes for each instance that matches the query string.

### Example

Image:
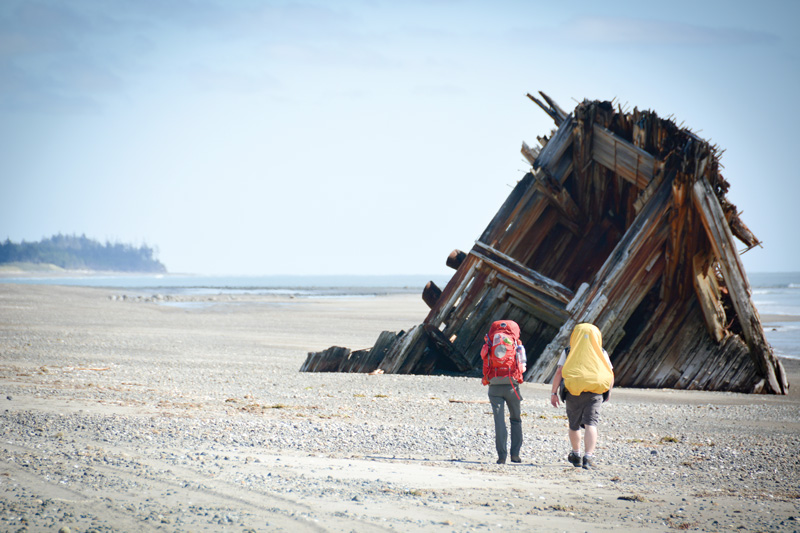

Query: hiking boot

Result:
[511,455,521,463]
[567,451,581,467]
[496,456,506,464]
[582,455,596,470]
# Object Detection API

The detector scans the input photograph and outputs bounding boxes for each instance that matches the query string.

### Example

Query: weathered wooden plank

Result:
[655,305,711,388]
[471,241,574,304]
[300,346,350,373]
[572,110,592,214]
[534,116,575,175]
[446,249,467,270]
[504,204,561,261]
[478,172,537,247]
[422,281,442,309]
[521,141,539,166]
[662,179,688,300]
[714,339,756,391]
[592,123,655,189]
[423,324,473,372]
[340,330,400,373]
[526,92,567,126]
[533,170,582,227]
[424,255,480,326]
[549,137,575,186]
[672,327,723,389]
[729,213,761,250]
[505,292,568,328]
[691,253,726,342]
[379,325,427,374]
[625,301,692,387]
[692,177,787,394]
[440,267,493,332]
[723,342,762,392]
[539,92,569,124]
[496,273,570,326]
[445,277,507,361]
[495,191,551,252]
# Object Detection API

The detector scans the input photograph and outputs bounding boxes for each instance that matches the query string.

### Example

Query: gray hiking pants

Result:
[488,382,523,460]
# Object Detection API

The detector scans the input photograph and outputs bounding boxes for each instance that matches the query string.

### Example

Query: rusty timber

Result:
[301,93,788,395]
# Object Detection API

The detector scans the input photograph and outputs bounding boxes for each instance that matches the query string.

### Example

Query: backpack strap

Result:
[509,375,521,400]
[559,346,570,401]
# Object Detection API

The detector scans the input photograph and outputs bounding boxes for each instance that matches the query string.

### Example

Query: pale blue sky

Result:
[1,0,798,275]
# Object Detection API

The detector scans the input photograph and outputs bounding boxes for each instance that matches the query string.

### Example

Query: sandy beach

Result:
[1,284,799,532]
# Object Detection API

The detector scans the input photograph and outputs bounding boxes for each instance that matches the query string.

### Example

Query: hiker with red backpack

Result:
[481,320,527,464]
[550,323,614,470]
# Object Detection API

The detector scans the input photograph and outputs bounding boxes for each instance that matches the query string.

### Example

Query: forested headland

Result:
[0,234,166,273]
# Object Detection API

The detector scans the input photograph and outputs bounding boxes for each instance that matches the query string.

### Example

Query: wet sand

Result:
[1,284,799,532]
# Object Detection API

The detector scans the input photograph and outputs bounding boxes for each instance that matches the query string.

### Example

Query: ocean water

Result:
[2,271,798,358]
[748,272,800,359]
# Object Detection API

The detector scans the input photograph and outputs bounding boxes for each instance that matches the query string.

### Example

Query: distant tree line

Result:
[0,234,167,273]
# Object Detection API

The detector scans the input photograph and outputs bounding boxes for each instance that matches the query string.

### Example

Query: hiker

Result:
[481,320,526,464]
[549,323,614,470]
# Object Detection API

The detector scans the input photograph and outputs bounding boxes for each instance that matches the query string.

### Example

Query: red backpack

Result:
[481,320,523,385]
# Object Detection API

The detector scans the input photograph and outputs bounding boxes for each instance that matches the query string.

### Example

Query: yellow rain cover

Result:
[562,323,614,395]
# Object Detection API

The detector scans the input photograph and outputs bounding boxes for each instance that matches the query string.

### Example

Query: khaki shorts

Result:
[565,391,603,431]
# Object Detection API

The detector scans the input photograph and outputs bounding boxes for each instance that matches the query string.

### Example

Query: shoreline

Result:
[1,284,799,532]
[763,313,800,323]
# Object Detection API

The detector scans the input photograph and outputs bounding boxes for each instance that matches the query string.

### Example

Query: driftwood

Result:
[301,92,788,395]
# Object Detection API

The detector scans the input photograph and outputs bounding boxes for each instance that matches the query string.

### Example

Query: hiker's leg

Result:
[584,425,598,455]
[568,429,581,451]
[565,393,583,453]
[581,394,603,455]
[489,394,507,460]
[507,390,522,458]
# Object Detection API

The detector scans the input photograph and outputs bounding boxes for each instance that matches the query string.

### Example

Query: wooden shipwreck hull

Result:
[302,93,789,394]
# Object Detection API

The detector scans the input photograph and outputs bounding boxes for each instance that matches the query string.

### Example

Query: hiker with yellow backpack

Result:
[550,323,614,470]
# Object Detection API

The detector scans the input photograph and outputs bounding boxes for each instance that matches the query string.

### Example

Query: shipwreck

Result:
[301,92,788,395]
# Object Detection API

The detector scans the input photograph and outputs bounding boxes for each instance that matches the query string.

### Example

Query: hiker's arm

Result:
[550,366,563,407]
[605,349,614,393]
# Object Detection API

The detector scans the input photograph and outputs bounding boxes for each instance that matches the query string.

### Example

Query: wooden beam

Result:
[691,176,787,394]
[521,141,539,166]
[538,91,569,124]
[478,172,537,247]
[423,324,473,372]
[592,123,655,189]
[470,241,574,304]
[379,325,427,374]
[499,279,570,327]
[446,249,467,270]
[424,255,481,326]
[691,252,726,343]
[534,116,575,176]
[439,268,493,339]
[572,110,594,215]
[300,346,349,372]
[422,281,442,309]
[526,92,567,126]
[533,170,582,226]
[729,212,761,250]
